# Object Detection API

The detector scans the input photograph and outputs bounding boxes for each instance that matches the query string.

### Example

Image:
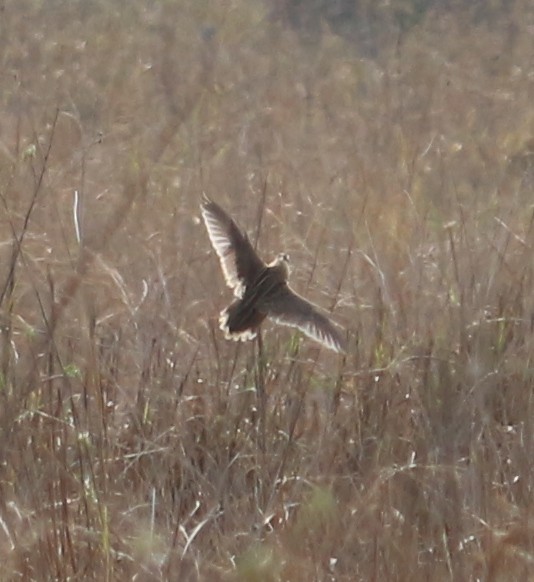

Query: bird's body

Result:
[221,254,289,339]
[201,196,346,353]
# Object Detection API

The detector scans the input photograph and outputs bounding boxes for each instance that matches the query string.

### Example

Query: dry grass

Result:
[1,0,534,580]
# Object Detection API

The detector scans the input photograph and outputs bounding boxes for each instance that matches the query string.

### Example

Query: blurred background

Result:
[0,0,533,579]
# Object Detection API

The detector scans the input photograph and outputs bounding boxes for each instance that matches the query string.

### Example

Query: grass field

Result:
[1,1,534,580]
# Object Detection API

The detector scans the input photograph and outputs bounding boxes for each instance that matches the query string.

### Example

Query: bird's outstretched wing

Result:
[260,285,346,353]
[201,195,265,297]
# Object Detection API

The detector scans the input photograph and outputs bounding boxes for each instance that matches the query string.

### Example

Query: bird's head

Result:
[269,252,290,279]
[277,252,290,264]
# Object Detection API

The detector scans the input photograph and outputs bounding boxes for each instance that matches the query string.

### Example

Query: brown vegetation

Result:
[0,0,533,580]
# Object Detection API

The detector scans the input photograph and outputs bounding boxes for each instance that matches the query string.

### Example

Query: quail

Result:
[201,195,346,353]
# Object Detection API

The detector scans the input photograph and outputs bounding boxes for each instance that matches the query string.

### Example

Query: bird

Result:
[200,195,346,353]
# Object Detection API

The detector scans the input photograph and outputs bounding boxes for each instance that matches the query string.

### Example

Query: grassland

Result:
[1,1,534,580]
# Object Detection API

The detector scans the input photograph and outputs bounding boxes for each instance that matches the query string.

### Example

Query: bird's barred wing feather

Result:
[201,195,265,297]
[261,285,346,353]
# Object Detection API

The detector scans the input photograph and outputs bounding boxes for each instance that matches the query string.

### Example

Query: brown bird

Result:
[201,195,346,353]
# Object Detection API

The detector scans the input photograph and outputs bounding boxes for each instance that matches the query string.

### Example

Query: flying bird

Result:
[200,195,346,353]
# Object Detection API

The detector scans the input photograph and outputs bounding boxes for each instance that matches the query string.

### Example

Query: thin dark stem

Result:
[255,329,266,454]
[252,178,268,251]
[0,109,59,307]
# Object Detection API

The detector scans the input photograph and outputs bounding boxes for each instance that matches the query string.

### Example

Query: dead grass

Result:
[1,0,534,580]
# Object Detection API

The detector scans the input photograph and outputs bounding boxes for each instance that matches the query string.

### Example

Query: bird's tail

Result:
[219,299,266,341]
